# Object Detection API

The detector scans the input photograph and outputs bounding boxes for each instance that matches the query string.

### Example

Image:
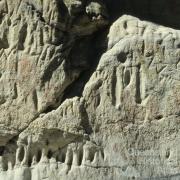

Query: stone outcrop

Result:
[0,0,180,180]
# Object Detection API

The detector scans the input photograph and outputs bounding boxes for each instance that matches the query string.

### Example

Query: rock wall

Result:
[0,0,180,180]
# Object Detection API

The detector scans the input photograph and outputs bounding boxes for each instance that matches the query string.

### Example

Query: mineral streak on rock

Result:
[0,0,180,179]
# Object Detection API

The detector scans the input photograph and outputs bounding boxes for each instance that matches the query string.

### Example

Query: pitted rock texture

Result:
[0,0,180,180]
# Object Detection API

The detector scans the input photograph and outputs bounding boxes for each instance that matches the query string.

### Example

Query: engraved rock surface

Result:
[0,0,180,180]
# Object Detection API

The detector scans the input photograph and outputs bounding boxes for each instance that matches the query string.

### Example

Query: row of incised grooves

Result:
[0,140,104,173]
[112,63,142,108]
[112,38,149,107]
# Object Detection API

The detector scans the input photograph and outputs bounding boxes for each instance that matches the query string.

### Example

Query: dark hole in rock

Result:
[95,94,101,107]
[155,114,163,120]
[47,149,53,159]
[124,69,131,86]
[28,154,32,167]
[0,146,5,155]
[78,149,83,166]
[89,151,95,162]
[165,149,170,159]
[123,21,127,29]
[101,150,105,160]
[3,160,8,171]
[135,65,142,104]
[18,147,25,162]
[61,152,66,163]
[37,149,42,162]
[68,152,73,165]
[176,43,180,48]
[117,52,127,63]
[56,154,59,162]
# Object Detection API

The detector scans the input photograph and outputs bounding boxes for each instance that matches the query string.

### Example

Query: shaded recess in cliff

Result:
[105,0,180,28]
[61,28,108,101]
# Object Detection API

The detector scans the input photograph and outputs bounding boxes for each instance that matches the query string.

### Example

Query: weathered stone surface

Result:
[0,0,108,141]
[0,0,180,180]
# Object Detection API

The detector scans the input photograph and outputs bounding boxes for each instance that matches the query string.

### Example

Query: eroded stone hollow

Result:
[0,0,180,179]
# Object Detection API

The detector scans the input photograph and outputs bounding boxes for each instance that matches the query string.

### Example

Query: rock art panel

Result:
[0,0,179,179]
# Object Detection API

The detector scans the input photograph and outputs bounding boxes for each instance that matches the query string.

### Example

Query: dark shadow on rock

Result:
[61,28,109,102]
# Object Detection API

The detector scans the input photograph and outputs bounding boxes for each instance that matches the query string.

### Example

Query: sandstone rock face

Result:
[0,0,180,180]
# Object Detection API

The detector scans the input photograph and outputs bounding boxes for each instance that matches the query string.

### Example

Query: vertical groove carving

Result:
[135,64,142,104]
